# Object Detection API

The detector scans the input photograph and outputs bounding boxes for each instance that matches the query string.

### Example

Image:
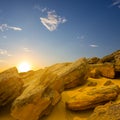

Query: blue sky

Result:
[0,0,120,70]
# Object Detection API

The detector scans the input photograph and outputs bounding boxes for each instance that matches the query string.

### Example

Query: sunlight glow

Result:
[18,62,31,72]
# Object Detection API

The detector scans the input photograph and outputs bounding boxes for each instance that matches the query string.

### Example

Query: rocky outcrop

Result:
[114,51,120,72]
[58,58,89,89]
[0,67,23,106]
[88,102,120,120]
[11,58,89,120]
[99,50,120,72]
[66,85,120,111]
[88,57,100,64]
[89,63,115,79]
[11,70,61,120]
[44,58,89,89]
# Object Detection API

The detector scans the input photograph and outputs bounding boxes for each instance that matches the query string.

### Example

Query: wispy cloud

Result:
[34,5,47,12]
[41,7,47,12]
[111,0,120,7]
[0,49,12,56]
[0,24,22,32]
[40,10,67,31]
[34,5,41,11]
[89,44,99,48]
[23,47,32,52]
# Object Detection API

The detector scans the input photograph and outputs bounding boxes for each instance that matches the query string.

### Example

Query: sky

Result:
[0,0,120,70]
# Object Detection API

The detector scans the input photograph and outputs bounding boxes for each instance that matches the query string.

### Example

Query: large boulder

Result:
[57,58,89,89]
[66,85,120,111]
[87,57,100,64]
[87,102,120,120]
[0,67,23,106]
[44,58,89,89]
[99,50,120,72]
[114,50,120,72]
[11,70,62,120]
[89,63,115,79]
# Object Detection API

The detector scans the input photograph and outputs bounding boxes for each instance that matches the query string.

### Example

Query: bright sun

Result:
[18,62,31,73]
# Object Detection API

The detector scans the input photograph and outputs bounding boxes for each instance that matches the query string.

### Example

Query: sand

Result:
[0,77,120,120]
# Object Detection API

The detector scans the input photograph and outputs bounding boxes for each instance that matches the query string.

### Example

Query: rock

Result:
[87,81,97,87]
[0,67,23,106]
[114,50,120,72]
[104,80,114,86]
[89,69,101,78]
[11,58,89,120]
[19,70,35,79]
[58,58,89,89]
[45,58,89,89]
[99,50,120,72]
[87,102,120,120]
[89,63,115,79]
[88,57,100,64]
[66,85,120,111]
[11,70,62,120]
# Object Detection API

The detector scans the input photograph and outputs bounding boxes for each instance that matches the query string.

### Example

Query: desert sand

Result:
[0,77,120,120]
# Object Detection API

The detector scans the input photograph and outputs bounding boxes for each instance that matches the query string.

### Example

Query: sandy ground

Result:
[0,77,120,120]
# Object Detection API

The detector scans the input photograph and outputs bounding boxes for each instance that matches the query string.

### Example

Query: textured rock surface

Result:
[11,70,61,120]
[89,63,115,79]
[88,57,100,64]
[11,58,89,120]
[0,67,23,106]
[114,50,120,72]
[57,58,89,89]
[66,85,120,111]
[87,102,120,120]
[44,58,89,89]
[99,50,120,72]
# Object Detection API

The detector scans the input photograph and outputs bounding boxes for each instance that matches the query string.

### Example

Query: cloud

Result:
[0,49,12,56]
[23,48,32,52]
[89,44,99,48]
[40,10,67,31]
[0,24,22,32]
[34,5,41,11]
[41,8,47,12]
[34,5,47,12]
[112,0,120,7]
[0,49,7,55]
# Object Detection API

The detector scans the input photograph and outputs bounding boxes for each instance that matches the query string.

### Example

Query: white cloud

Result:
[41,8,47,12]
[40,10,67,31]
[0,49,7,55]
[89,44,99,48]
[9,26,22,31]
[34,5,47,12]
[23,48,32,52]
[112,0,120,7]
[112,0,120,5]
[0,49,12,56]
[0,24,22,32]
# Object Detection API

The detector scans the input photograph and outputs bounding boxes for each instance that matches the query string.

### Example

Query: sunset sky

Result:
[0,0,120,70]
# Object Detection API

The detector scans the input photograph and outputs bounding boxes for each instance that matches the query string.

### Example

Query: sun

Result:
[17,62,31,73]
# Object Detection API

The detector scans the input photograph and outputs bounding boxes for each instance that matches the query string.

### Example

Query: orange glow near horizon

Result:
[17,62,32,73]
